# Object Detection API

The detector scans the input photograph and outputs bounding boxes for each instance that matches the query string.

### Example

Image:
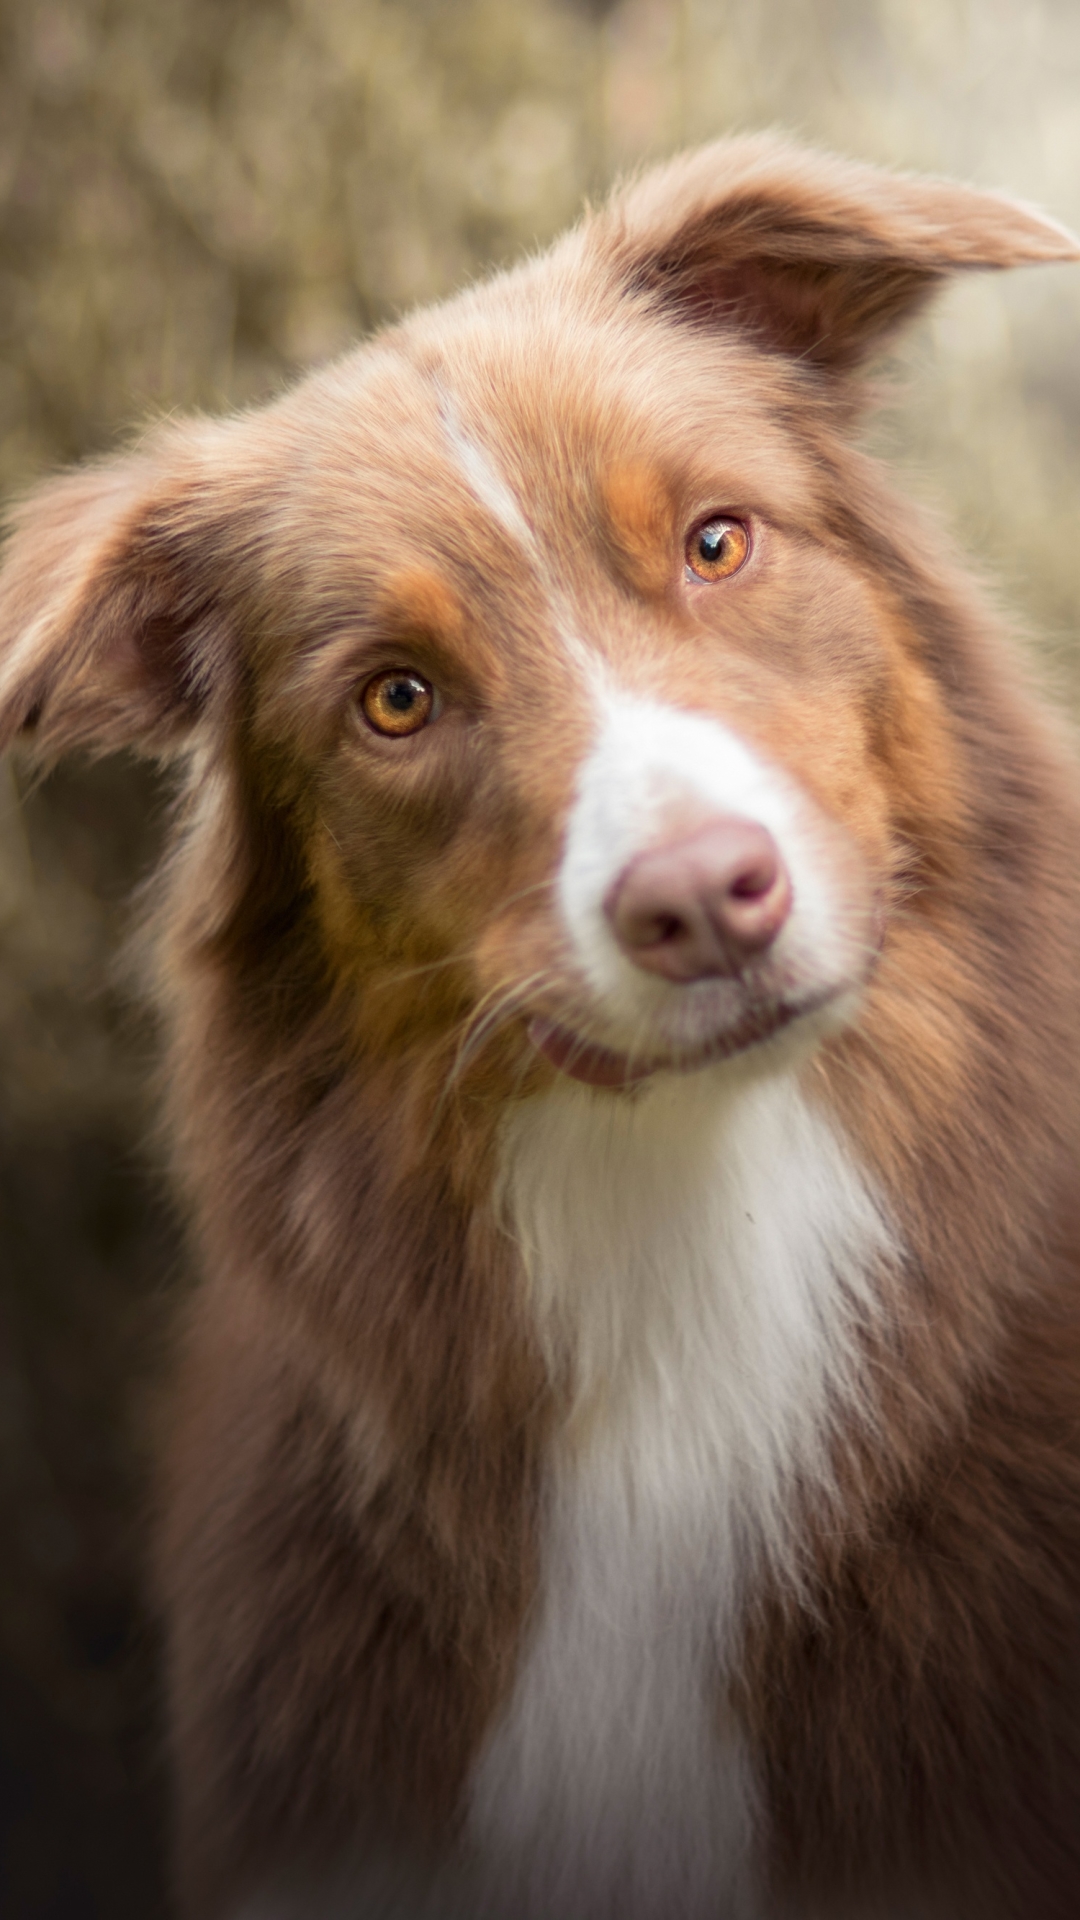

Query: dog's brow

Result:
[438,394,537,556]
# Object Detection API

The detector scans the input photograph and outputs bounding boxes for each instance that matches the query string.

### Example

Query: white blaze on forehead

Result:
[438,393,537,555]
[437,388,603,681]
[560,689,845,1009]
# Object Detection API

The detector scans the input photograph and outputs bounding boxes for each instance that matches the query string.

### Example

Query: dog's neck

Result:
[496,1062,893,1530]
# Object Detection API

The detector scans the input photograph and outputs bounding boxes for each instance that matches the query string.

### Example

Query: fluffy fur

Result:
[3,134,1080,1918]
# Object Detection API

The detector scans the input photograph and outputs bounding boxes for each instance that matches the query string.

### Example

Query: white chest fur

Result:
[466,1064,894,1920]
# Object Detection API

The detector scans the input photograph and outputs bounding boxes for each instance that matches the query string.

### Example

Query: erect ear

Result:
[600,133,1080,374]
[0,418,242,766]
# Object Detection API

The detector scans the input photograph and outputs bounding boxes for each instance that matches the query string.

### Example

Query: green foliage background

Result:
[1,1,1079,1911]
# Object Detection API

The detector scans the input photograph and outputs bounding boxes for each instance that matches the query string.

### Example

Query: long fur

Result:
[2,134,1080,1918]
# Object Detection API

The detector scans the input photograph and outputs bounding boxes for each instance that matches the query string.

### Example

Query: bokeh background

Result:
[2,1,1080,1912]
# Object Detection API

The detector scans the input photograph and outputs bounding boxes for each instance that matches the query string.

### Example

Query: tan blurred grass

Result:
[1,2,1079,1910]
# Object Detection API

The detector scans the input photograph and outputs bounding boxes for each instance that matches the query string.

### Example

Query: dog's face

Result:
[263,313,887,1093]
[1,136,1074,1100]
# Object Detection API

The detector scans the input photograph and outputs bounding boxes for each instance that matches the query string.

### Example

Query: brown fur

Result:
[3,134,1080,1916]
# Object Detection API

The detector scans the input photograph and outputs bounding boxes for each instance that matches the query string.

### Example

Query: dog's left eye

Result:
[360,669,437,737]
[686,517,751,582]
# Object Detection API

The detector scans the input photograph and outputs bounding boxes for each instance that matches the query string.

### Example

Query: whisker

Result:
[364,878,559,999]
[367,951,474,994]
[420,968,561,1142]
[447,969,555,1088]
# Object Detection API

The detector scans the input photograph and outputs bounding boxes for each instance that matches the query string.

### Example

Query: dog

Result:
[2,134,1080,1919]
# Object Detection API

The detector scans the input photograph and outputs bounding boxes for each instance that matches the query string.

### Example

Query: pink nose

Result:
[604,818,792,983]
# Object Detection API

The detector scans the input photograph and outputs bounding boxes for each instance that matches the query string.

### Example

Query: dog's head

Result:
[1,137,1074,1098]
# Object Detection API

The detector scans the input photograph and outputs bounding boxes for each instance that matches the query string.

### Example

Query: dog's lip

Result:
[527,1018,649,1089]
[527,996,831,1090]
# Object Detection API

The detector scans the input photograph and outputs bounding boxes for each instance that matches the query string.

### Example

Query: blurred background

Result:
[2,1,1080,1912]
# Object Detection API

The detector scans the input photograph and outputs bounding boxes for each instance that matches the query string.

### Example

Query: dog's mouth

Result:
[527,993,836,1090]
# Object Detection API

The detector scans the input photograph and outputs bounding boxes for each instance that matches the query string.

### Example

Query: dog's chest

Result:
[235,1070,893,1920]
[466,1067,892,1918]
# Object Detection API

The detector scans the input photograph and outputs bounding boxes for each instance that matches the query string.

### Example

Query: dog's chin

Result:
[527,991,844,1092]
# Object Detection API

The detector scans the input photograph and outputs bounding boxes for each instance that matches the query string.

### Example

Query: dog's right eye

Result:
[686,517,751,582]
[360,669,437,738]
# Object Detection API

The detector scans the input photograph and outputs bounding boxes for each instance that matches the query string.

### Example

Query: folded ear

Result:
[601,133,1080,374]
[0,419,240,765]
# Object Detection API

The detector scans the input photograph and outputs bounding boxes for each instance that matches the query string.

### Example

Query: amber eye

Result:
[686,517,751,582]
[360,668,436,737]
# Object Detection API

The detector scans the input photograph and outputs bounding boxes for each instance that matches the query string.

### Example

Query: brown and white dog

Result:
[3,136,1080,1919]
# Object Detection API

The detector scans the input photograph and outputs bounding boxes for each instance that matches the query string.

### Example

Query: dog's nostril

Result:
[604,818,792,983]
[729,862,775,900]
[653,913,684,943]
